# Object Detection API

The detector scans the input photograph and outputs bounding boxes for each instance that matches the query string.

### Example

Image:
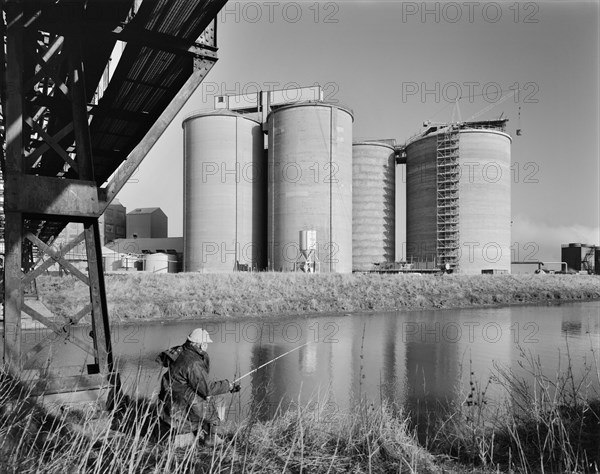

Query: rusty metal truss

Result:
[1,0,226,399]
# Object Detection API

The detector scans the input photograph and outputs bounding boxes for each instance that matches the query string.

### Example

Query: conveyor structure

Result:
[0,0,227,399]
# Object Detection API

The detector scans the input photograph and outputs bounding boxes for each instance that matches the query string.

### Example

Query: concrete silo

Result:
[267,102,353,273]
[405,123,511,274]
[183,110,266,273]
[352,142,396,271]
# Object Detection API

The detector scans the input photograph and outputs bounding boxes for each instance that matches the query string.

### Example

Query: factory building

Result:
[403,120,512,274]
[108,237,183,256]
[179,84,515,274]
[561,243,600,274]
[181,86,325,273]
[107,237,184,273]
[126,207,168,239]
[183,86,354,273]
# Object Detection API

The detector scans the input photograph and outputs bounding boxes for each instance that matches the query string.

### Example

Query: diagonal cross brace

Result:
[22,303,94,368]
[25,117,79,174]
[24,35,66,92]
[22,231,86,285]
[26,122,74,169]
[21,303,95,358]
[25,232,89,286]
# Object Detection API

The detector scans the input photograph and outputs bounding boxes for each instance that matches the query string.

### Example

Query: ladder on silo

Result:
[436,126,460,270]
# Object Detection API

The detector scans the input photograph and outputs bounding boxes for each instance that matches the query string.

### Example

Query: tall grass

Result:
[36,273,600,322]
[430,344,600,473]
[0,365,436,473]
[2,348,599,473]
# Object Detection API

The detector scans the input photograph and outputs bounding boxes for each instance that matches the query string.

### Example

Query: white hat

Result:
[188,328,213,344]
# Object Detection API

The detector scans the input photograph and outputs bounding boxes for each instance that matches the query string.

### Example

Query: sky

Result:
[115,0,600,264]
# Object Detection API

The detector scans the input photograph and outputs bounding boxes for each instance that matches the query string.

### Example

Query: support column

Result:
[3,1,24,373]
[4,212,22,371]
[83,220,113,375]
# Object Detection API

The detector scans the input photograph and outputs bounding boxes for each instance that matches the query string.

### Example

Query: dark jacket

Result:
[158,341,230,433]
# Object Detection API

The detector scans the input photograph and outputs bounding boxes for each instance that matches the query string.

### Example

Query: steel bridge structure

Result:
[0,0,226,400]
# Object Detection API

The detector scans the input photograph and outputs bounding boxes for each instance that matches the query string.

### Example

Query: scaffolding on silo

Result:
[436,126,460,269]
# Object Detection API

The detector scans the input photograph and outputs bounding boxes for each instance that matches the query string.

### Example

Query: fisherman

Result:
[157,327,241,446]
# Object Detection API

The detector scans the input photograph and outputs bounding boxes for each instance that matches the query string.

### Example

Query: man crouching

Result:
[158,328,240,446]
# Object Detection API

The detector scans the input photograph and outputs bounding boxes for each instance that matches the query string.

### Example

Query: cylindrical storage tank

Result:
[167,254,179,273]
[405,135,438,267]
[267,102,353,273]
[144,253,169,273]
[405,128,511,274]
[183,110,266,273]
[352,142,396,271]
[299,229,317,258]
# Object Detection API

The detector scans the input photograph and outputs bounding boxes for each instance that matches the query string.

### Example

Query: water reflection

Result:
[381,317,400,408]
[15,301,600,434]
[248,344,276,421]
[405,313,460,407]
[561,320,582,336]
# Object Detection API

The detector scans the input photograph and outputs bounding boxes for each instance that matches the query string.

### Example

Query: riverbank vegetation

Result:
[37,272,600,323]
[429,346,600,473]
[1,347,598,473]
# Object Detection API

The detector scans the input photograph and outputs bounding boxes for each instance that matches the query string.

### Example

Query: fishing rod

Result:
[233,341,311,384]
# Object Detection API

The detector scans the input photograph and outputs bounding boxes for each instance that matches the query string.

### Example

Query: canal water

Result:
[17,300,600,435]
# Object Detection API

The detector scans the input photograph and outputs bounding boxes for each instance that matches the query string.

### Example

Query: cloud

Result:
[511,214,599,262]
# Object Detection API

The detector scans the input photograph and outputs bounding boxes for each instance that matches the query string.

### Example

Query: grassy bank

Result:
[1,348,598,473]
[36,272,600,322]
[0,364,437,473]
